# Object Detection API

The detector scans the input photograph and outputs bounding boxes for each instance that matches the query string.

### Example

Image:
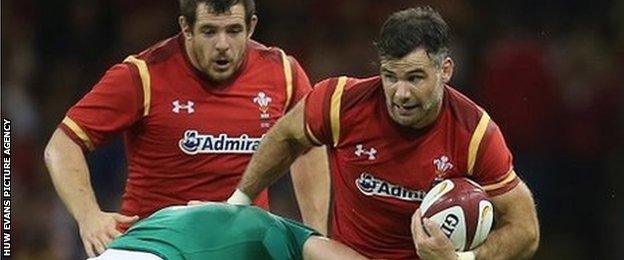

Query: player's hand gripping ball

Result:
[419,178,494,251]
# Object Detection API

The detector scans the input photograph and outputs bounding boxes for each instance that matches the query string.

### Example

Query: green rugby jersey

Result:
[108,203,318,260]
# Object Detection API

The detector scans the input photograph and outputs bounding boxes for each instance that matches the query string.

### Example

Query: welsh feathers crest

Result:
[433,155,453,175]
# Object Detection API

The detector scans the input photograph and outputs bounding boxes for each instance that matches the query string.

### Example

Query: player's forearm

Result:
[474,219,539,259]
[474,183,540,259]
[44,129,101,222]
[238,129,309,199]
[291,146,330,235]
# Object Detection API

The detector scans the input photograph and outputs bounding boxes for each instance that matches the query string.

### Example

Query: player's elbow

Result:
[528,226,540,257]
[44,129,81,174]
[266,120,308,153]
[519,222,540,259]
[43,135,59,169]
[44,140,65,179]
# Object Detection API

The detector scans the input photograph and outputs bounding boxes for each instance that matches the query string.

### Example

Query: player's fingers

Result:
[92,236,107,256]
[83,238,96,258]
[410,210,420,240]
[113,213,139,224]
[108,228,123,239]
[188,200,206,205]
[99,233,113,248]
[98,227,116,244]
[102,231,116,245]
[411,209,423,229]
[411,213,427,241]
[412,216,436,253]
[423,218,445,240]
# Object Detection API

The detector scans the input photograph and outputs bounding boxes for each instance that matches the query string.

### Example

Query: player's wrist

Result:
[456,251,476,260]
[227,189,252,205]
[74,205,102,223]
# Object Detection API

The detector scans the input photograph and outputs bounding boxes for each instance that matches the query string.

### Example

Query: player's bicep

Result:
[490,180,539,234]
[45,128,87,164]
[273,99,314,148]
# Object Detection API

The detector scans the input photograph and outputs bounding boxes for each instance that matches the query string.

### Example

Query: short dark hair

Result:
[179,0,256,29]
[377,6,450,64]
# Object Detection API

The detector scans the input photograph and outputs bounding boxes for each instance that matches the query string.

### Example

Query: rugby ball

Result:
[419,178,494,251]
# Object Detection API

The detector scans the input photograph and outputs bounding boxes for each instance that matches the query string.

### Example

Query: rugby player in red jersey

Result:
[230,6,539,260]
[44,0,329,257]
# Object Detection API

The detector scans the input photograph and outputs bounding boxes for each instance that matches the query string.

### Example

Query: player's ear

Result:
[179,16,193,40]
[247,14,258,39]
[441,57,454,83]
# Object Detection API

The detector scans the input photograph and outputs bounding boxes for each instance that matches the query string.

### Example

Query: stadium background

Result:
[2,0,623,259]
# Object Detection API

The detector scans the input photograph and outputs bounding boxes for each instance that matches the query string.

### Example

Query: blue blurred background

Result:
[2,0,623,259]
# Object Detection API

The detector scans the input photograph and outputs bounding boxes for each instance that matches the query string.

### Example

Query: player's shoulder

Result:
[444,85,489,133]
[318,75,381,109]
[345,75,381,91]
[132,34,182,66]
[314,75,380,93]
[247,40,289,65]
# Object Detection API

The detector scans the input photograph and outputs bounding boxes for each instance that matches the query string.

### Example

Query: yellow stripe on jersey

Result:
[278,50,294,111]
[467,111,491,175]
[330,76,348,147]
[124,55,151,116]
[305,123,322,146]
[62,116,95,151]
[483,169,517,191]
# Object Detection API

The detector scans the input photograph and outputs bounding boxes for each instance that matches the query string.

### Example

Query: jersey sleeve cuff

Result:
[483,169,520,197]
[304,123,323,146]
[59,116,95,151]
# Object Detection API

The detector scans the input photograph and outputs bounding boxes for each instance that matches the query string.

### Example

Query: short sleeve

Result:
[59,63,143,151]
[286,57,313,111]
[472,120,520,196]
[303,78,340,146]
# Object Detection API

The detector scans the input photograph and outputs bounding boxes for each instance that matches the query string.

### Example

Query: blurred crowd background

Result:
[2,0,623,259]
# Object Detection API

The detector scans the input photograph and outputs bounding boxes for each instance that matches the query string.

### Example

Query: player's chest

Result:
[334,121,470,202]
[142,83,287,152]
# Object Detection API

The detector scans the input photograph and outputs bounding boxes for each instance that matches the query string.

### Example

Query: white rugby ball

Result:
[419,178,494,251]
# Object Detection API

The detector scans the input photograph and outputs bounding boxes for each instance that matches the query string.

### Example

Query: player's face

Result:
[180,3,257,82]
[380,48,453,129]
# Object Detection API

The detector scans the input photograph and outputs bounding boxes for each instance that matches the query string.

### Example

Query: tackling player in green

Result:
[91,203,366,260]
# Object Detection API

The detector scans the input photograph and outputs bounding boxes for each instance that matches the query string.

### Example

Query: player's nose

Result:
[394,83,413,103]
[215,33,230,52]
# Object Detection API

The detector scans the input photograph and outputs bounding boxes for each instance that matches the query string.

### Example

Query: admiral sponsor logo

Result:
[178,130,263,155]
[355,173,426,202]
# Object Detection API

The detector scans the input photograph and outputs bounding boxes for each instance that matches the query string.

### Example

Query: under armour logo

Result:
[172,100,194,114]
[355,144,377,160]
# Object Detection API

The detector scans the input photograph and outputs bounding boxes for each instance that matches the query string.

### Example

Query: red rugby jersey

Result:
[304,76,519,259]
[59,34,311,221]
